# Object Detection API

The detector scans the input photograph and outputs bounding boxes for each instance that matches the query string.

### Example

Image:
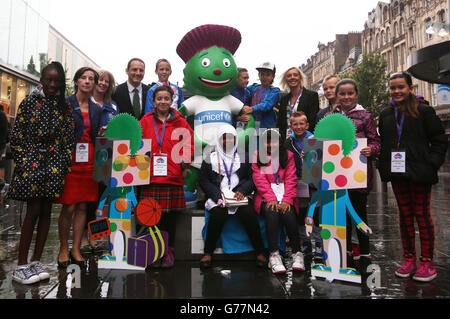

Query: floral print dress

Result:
[8,87,75,201]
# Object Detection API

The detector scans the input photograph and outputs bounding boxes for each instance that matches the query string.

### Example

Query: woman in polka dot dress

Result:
[322,79,381,274]
[55,67,103,269]
[9,62,75,285]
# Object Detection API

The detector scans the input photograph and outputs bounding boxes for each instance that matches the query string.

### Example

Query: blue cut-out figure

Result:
[305,188,372,283]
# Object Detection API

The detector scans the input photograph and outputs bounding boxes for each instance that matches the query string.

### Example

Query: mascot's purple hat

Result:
[176,24,242,63]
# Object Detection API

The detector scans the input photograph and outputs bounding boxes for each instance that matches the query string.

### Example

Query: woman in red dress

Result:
[56,67,103,268]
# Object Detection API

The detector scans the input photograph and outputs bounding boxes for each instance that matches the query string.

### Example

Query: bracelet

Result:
[305,216,314,226]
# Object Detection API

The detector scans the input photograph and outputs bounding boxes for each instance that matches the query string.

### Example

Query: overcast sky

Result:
[42,0,384,87]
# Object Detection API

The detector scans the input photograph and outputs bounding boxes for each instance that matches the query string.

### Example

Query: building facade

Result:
[301,33,362,109]
[362,0,449,105]
[0,0,100,124]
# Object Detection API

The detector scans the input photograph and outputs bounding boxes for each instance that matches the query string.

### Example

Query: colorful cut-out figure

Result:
[303,114,372,284]
[96,186,138,262]
[92,114,151,270]
[305,189,371,283]
[176,24,255,204]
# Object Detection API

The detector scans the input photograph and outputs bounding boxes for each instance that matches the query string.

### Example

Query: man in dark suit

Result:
[113,58,149,120]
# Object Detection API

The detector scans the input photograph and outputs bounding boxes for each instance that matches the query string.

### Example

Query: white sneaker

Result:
[292,252,305,271]
[12,266,40,285]
[30,261,50,281]
[268,251,286,274]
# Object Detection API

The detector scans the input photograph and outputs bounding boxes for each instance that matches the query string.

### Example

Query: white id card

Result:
[153,154,168,176]
[271,183,285,203]
[391,151,406,173]
[75,143,89,163]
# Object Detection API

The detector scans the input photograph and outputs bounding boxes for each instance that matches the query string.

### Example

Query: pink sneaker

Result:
[395,258,417,278]
[412,261,437,282]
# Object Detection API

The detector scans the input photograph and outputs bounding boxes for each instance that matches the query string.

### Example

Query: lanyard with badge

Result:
[221,152,237,189]
[75,108,90,163]
[270,158,284,203]
[153,117,168,176]
[391,107,406,173]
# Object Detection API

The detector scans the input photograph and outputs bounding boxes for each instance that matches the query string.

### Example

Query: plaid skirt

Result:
[139,183,186,213]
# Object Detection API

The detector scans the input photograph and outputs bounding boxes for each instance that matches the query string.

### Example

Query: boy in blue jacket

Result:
[243,62,280,129]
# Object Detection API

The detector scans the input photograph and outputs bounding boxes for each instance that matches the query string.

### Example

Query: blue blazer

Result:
[66,94,102,146]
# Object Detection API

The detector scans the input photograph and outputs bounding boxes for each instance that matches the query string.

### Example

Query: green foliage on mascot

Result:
[176,24,254,205]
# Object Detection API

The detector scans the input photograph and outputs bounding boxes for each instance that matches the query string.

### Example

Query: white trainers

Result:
[268,251,286,274]
[30,261,50,281]
[12,265,40,285]
[292,252,305,271]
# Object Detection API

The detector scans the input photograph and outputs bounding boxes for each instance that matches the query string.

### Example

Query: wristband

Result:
[305,216,314,226]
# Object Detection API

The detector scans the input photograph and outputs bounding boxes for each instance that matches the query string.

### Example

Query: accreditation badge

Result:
[153,153,168,177]
[75,143,89,163]
[391,149,406,173]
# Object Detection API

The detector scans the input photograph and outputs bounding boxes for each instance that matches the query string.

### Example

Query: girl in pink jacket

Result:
[252,129,303,274]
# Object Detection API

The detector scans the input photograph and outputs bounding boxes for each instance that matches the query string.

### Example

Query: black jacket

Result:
[285,137,303,178]
[66,94,102,146]
[112,82,149,120]
[378,103,448,184]
[199,154,255,203]
[277,87,319,138]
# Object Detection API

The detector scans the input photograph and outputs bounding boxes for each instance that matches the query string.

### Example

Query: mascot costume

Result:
[176,24,255,205]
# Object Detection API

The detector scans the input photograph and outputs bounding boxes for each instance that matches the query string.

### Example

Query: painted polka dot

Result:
[115,198,129,212]
[321,229,331,240]
[323,250,328,262]
[122,220,131,231]
[109,242,114,252]
[354,170,367,183]
[129,157,137,167]
[95,209,104,218]
[359,154,368,164]
[353,139,359,150]
[139,140,144,150]
[335,175,348,187]
[123,173,134,184]
[340,156,353,169]
[328,144,340,156]
[110,222,117,233]
[319,180,330,191]
[118,143,129,155]
[337,228,347,239]
[323,162,335,174]
[139,169,150,180]
[110,177,118,188]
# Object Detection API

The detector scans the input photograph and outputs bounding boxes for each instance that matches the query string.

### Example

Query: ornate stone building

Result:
[362,0,449,105]
[301,33,362,108]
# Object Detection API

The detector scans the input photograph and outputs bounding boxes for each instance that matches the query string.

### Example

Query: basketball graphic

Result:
[136,199,162,227]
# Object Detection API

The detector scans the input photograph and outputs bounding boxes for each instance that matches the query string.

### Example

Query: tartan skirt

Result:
[139,183,186,213]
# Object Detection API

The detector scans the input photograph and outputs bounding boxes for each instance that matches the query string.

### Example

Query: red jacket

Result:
[140,109,194,186]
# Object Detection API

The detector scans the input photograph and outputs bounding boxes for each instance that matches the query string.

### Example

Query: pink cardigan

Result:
[252,150,298,214]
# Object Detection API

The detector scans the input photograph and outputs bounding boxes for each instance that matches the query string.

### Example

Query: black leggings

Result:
[261,204,301,254]
[346,191,370,255]
[158,210,178,248]
[204,205,265,255]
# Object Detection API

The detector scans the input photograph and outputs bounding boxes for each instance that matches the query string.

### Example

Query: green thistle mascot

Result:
[176,24,255,205]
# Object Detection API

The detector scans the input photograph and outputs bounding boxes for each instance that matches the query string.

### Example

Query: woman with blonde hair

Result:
[92,70,118,127]
[277,67,319,138]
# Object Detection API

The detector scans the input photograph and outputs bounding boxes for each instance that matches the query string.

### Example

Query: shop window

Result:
[1,72,17,123]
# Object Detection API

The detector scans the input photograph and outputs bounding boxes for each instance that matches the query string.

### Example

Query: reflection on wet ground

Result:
[1,175,449,299]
